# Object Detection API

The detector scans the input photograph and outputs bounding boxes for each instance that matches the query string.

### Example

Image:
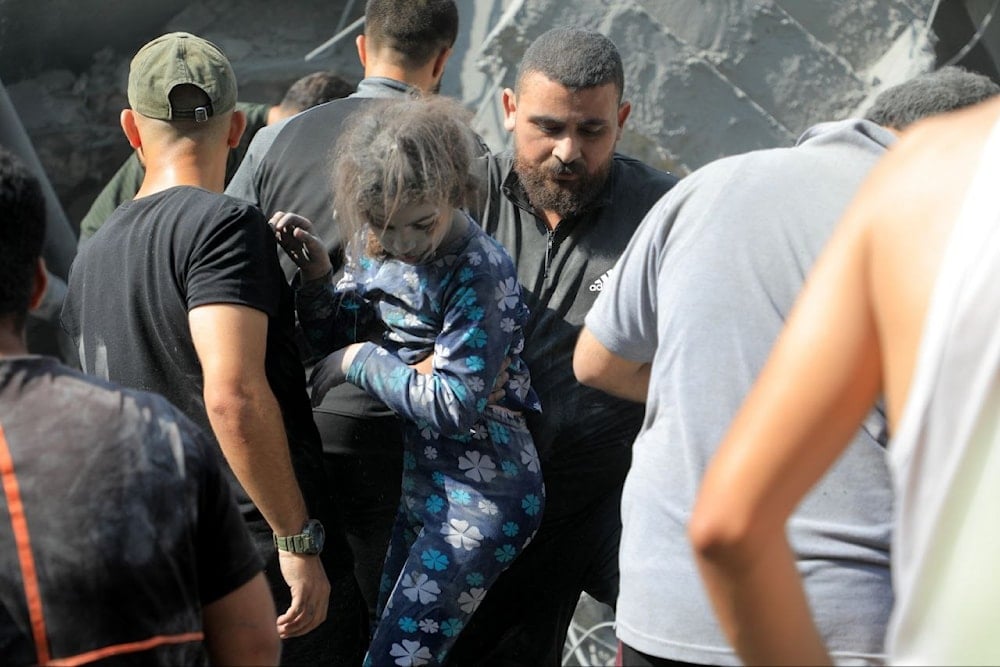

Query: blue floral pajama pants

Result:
[364,407,545,666]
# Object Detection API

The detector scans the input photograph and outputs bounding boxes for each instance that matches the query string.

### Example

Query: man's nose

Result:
[552,134,581,165]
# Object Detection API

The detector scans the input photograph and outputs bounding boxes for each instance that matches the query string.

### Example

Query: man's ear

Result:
[431,46,452,82]
[27,258,48,311]
[356,34,368,68]
[501,88,517,133]
[616,100,632,139]
[120,109,142,149]
[228,109,247,148]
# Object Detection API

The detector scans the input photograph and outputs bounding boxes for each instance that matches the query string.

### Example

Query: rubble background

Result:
[4,0,999,237]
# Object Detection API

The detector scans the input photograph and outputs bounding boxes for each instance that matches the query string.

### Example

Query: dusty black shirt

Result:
[62,188,327,523]
[0,356,260,665]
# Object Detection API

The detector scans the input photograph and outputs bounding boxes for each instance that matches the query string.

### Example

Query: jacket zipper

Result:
[544,228,555,279]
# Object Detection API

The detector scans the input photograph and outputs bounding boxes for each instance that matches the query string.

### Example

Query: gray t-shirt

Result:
[586,119,896,665]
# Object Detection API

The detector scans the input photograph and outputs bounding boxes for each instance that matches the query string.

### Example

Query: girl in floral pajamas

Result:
[271,95,544,666]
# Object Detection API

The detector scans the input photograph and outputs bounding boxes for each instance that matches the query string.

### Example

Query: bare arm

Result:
[189,304,329,638]
[573,326,650,403]
[202,572,281,665]
[688,193,884,666]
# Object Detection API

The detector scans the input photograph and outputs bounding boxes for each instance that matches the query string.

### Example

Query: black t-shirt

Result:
[62,187,326,518]
[0,356,261,666]
[472,153,678,511]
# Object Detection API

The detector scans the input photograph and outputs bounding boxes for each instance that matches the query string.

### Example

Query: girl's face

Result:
[371,202,452,264]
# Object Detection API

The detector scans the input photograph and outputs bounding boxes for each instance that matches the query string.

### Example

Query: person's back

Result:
[0,359,267,665]
[585,118,896,665]
[577,65,1000,666]
[0,145,278,666]
[67,187,319,495]
[227,0,459,281]
[863,97,1000,663]
[688,97,1000,665]
[61,32,366,665]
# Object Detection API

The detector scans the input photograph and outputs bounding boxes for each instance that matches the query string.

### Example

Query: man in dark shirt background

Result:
[449,27,679,666]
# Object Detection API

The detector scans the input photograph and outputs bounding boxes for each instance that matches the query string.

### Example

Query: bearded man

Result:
[447,27,678,667]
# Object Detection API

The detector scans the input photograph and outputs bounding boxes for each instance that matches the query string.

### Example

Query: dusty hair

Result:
[863,65,1000,130]
[515,27,624,103]
[331,96,479,261]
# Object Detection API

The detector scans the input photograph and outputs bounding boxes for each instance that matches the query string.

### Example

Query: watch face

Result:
[305,519,325,553]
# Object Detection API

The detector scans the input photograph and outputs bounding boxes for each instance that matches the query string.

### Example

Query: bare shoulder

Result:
[867,97,1000,422]
[878,99,1000,253]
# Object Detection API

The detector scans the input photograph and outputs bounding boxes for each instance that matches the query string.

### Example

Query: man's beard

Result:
[514,153,611,219]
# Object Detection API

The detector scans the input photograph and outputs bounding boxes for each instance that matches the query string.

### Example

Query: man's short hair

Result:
[515,27,625,102]
[864,66,1000,130]
[279,71,355,113]
[128,32,238,122]
[0,146,46,323]
[364,0,458,67]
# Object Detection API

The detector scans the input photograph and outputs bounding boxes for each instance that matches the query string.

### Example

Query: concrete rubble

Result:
[1,0,952,231]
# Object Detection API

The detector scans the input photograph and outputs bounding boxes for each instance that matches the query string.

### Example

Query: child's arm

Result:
[343,264,525,437]
[269,211,380,358]
[296,277,378,359]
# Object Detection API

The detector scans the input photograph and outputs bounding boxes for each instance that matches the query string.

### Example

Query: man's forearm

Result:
[204,380,309,535]
[573,326,651,402]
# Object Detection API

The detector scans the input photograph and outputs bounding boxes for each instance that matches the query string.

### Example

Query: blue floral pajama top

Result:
[297,218,544,666]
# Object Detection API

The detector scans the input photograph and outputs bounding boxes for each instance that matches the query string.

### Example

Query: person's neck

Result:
[539,209,562,231]
[443,209,470,244]
[135,148,227,198]
[364,62,434,94]
[0,323,27,358]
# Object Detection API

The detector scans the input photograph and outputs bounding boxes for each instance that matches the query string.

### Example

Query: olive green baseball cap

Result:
[127,32,237,122]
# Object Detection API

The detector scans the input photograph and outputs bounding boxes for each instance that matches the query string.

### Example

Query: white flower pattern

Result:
[390,639,432,666]
[458,450,498,482]
[441,519,484,550]
[401,571,441,604]
[457,587,487,614]
[520,446,541,473]
[495,277,521,311]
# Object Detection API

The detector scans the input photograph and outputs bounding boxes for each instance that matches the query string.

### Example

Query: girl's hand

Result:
[269,211,331,281]
[309,343,364,406]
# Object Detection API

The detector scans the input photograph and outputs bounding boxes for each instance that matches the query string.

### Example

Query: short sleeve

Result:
[185,200,283,317]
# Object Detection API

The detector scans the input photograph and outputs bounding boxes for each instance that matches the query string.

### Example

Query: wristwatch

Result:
[273,518,325,555]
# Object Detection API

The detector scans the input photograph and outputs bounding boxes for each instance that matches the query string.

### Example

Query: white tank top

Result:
[886,114,1000,665]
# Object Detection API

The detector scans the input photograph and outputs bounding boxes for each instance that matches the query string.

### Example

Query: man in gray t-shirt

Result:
[573,68,1000,667]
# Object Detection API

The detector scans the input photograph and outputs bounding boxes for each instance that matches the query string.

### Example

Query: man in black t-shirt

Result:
[61,33,366,665]
[0,147,278,665]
